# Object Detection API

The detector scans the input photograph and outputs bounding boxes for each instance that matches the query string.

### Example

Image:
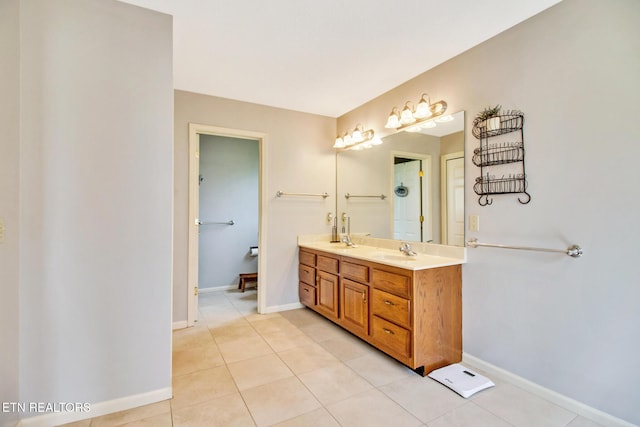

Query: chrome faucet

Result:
[399,242,417,256]
[341,215,355,246]
[341,234,355,247]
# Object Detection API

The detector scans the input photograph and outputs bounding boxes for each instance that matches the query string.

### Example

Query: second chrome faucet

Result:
[399,242,417,256]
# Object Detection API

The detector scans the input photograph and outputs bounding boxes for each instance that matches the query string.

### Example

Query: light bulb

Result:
[400,106,415,125]
[385,111,401,129]
[414,95,432,119]
[352,128,363,143]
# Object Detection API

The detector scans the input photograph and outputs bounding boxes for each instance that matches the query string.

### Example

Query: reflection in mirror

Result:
[336,111,464,246]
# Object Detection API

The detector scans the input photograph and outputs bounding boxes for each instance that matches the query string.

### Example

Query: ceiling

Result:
[119,0,562,118]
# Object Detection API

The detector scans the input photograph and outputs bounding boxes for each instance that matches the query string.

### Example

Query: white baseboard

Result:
[262,301,304,313]
[172,320,188,330]
[18,387,172,427]
[462,353,635,427]
[198,285,236,293]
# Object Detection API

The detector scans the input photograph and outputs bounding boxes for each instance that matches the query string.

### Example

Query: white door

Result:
[393,160,422,242]
[442,154,465,246]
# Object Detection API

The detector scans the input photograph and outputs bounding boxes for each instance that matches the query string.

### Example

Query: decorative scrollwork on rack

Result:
[472,112,523,139]
[474,175,530,205]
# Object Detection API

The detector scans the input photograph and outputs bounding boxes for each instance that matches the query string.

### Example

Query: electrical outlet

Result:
[469,215,480,232]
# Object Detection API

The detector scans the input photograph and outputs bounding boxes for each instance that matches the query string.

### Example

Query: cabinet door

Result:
[316,270,339,320]
[341,279,369,336]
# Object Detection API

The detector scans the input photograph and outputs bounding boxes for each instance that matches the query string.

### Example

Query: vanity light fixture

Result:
[384,93,448,132]
[334,124,379,150]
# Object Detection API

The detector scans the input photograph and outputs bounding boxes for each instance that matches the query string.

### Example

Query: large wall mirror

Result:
[336,110,465,246]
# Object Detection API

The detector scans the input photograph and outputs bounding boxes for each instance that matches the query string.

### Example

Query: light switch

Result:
[469,215,480,232]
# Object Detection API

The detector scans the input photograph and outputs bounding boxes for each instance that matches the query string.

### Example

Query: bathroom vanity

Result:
[298,238,465,375]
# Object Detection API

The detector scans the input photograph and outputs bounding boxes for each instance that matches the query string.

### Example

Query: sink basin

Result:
[369,252,418,262]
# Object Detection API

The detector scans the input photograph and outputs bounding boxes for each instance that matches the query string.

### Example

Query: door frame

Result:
[440,151,464,245]
[390,151,432,242]
[188,123,268,326]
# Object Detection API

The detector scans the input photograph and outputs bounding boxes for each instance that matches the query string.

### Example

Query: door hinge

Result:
[418,170,424,177]
[420,215,424,223]
[194,286,198,296]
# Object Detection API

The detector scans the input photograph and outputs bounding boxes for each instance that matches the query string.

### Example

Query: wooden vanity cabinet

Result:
[299,247,462,375]
[298,250,316,307]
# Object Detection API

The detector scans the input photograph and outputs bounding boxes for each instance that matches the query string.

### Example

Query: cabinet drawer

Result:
[299,264,315,286]
[342,260,369,283]
[371,316,411,359]
[299,282,316,307]
[317,255,339,274]
[371,289,411,329]
[299,250,316,267]
[372,269,411,298]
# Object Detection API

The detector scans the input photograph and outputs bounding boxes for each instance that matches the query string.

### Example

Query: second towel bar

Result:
[198,220,235,226]
[467,238,582,258]
[276,191,329,199]
[345,193,386,200]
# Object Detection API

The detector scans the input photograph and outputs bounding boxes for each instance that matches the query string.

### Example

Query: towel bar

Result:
[467,238,582,258]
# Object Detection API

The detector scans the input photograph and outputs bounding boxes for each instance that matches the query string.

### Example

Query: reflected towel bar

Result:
[345,193,387,200]
[276,191,329,199]
[197,220,235,226]
[467,238,582,258]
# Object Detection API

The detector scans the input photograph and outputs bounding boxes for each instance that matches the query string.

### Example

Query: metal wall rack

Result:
[472,112,530,206]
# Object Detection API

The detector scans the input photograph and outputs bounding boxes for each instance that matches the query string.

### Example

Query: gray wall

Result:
[0,0,20,426]
[198,135,259,289]
[338,0,640,424]
[16,0,173,419]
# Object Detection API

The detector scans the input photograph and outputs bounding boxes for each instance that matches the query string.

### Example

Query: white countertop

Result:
[298,236,466,271]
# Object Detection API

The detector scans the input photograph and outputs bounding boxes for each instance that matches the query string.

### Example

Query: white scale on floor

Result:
[428,364,495,398]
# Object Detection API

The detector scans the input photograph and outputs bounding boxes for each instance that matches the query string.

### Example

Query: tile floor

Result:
[61,289,602,427]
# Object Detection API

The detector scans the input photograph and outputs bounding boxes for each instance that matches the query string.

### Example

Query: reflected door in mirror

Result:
[442,153,464,246]
[393,158,427,242]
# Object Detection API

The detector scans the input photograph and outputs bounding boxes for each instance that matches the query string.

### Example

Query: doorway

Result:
[392,152,432,243]
[198,134,258,290]
[188,124,267,326]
